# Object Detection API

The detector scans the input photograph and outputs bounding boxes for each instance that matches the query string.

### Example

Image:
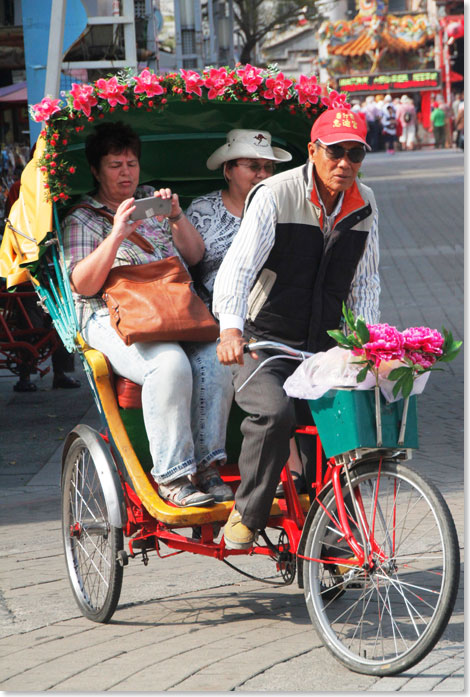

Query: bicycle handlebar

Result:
[237,341,313,393]
[243,340,314,361]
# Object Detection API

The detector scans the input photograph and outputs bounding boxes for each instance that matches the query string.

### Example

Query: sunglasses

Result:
[316,142,366,164]
[234,160,276,175]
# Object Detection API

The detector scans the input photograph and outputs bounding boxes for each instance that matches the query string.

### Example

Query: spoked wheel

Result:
[303,460,460,676]
[62,437,124,623]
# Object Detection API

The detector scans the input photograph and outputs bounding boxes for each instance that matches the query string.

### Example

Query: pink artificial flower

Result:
[237,64,263,93]
[407,351,437,369]
[322,90,351,110]
[95,76,128,107]
[261,72,293,105]
[133,69,164,98]
[31,96,61,122]
[203,67,236,99]
[180,69,205,97]
[294,74,321,105]
[70,83,98,117]
[354,323,405,367]
[402,327,444,356]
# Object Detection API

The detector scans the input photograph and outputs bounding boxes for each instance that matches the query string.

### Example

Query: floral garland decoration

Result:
[29,64,350,205]
[328,304,462,399]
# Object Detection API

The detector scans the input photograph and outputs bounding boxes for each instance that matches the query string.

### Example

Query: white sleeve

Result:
[212,186,278,329]
[345,207,380,324]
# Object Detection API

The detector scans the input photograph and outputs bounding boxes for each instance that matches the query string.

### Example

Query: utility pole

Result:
[44,0,66,98]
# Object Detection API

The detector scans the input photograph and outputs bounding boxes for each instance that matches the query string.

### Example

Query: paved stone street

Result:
[0,148,464,692]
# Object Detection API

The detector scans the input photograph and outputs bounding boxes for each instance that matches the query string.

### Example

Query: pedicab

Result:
[0,66,460,677]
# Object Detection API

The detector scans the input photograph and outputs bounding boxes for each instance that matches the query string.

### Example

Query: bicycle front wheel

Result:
[62,437,124,623]
[302,460,459,676]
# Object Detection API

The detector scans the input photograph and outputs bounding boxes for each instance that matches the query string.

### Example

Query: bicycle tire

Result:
[302,460,459,676]
[62,437,124,623]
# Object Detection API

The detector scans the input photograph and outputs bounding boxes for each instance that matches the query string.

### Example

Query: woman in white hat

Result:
[186,130,306,496]
[186,129,291,304]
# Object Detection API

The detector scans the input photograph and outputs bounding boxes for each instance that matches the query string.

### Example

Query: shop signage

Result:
[338,70,441,93]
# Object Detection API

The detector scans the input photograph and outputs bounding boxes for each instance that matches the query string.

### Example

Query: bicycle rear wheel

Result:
[302,460,459,676]
[62,437,124,623]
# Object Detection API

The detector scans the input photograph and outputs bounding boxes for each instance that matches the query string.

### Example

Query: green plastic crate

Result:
[308,389,418,459]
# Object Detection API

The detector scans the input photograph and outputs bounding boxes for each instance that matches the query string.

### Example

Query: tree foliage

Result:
[233,0,323,65]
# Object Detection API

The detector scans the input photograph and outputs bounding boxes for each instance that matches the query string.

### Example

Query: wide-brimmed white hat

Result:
[206,129,292,170]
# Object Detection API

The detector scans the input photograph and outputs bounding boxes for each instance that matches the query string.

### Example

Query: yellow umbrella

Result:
[0,136,52,288]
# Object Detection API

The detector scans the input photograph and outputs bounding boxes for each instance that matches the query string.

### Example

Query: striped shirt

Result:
[213,163,380,333]
[62,186,177,332]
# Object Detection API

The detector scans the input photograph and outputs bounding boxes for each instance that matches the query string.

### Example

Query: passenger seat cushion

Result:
[116,376,142,409]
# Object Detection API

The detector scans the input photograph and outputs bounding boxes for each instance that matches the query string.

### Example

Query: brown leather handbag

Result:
[102,256,220,345]
[67,202,219,345]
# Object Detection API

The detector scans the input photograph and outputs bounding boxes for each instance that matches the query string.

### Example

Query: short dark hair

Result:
[85,121,141,172]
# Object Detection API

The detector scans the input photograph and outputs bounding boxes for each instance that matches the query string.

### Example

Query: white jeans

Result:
[83,313,234,483]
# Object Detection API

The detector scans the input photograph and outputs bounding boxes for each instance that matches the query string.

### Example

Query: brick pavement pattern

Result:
[0,149,463,692]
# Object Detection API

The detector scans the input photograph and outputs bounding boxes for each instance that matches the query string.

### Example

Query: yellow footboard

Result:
[80,340,310,527]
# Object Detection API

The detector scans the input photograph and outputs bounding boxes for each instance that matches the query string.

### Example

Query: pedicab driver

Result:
[213,108,381,549]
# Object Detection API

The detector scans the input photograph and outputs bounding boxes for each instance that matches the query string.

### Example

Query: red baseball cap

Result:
[310,109,371,150]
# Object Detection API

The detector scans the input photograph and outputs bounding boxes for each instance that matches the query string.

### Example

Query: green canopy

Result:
[62,98,314,207]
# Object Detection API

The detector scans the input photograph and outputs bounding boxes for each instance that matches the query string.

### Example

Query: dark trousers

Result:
[231,343,313,530]
[433,125,446,149]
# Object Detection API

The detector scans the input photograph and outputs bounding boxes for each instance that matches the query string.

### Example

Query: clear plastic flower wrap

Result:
[283,347,376,400]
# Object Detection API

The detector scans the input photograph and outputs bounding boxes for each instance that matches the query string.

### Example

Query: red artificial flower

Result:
[322,90,351,110]
[133,68,164,98]
[95,76,128,107]
[69,166,76,174]
[70,83,98,117]
[294,74,322,105]
[237,64,263,93]
[261,72,293,106]
[204,67,236,99]
[180,69,205,97]
[31,96,62,122]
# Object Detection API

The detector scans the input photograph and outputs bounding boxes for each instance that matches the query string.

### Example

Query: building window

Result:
[0,0,15,25]
[388,0,407,12]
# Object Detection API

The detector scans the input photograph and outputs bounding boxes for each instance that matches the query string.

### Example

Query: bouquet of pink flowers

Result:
[327,305,462,399]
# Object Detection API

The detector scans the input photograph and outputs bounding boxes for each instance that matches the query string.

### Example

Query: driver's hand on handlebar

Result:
[217,329,258,365]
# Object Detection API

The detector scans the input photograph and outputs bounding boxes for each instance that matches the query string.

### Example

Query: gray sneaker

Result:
[158,475,214,507]
[194,465,234,503]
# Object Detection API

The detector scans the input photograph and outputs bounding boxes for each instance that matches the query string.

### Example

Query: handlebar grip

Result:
[243,344,251,353]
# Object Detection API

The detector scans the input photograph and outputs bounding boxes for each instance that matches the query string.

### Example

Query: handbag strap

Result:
[66,202,154,254]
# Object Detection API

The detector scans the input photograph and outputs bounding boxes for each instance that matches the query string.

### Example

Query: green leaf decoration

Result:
[349,337,363,349]
[342,302,356,332]
[355,317,370,344]
[388,366,411,380]
[401,371,414,399]
[327,329,348,344]
[356,365,370,383]
[439,348,461,362]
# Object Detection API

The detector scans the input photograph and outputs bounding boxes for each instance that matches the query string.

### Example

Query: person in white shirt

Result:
[213,108,380,549]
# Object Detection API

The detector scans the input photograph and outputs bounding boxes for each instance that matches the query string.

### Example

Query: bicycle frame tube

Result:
[301,459,390,568]
[330,465,365,562]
